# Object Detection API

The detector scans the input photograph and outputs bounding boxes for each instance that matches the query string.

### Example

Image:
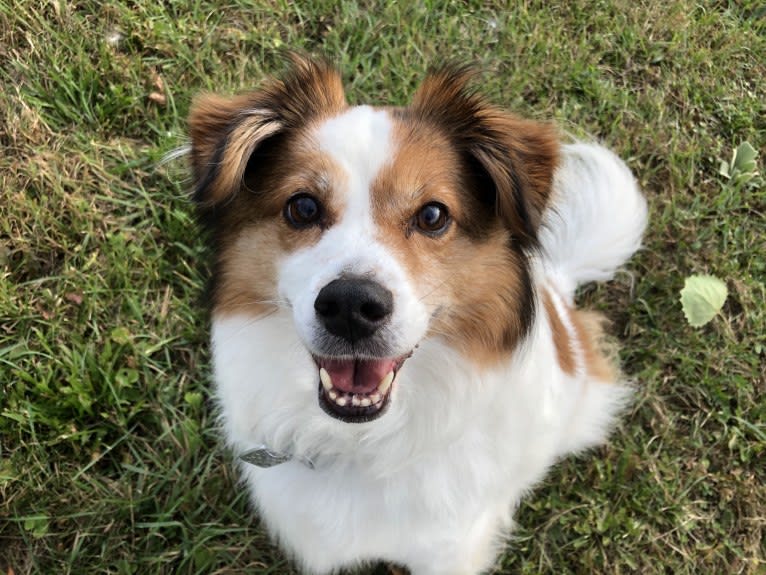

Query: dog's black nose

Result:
[314,278,394,342]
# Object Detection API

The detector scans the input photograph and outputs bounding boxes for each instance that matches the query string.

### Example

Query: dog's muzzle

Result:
[311,276,410,423]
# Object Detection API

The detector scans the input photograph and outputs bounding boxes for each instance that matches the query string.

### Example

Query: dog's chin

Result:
[313,353,411,423]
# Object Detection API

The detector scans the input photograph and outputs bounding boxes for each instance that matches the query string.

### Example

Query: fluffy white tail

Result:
[538,142,648,299]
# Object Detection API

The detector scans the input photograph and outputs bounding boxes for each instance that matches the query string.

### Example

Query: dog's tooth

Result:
[351,395,361,407]
[335,396,348,407]
[360,398,372,407]
[377,371,394,395]
[328,389,338,401]
[319,368,333,391]
[369,392,381,404]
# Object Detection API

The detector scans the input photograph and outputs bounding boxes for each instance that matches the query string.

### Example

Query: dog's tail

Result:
[538,142,648,299]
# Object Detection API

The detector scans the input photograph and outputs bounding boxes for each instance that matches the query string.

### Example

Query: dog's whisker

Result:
[417,279,449,304]
[249,298,292,308]
[215,310,282,345]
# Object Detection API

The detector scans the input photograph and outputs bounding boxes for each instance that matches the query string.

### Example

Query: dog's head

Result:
[190,55,558,424]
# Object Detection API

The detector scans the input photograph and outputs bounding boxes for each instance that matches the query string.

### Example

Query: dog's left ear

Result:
[411,66,559,247]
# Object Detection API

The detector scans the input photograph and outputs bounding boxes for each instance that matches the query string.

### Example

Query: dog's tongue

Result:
[319,358,396,394]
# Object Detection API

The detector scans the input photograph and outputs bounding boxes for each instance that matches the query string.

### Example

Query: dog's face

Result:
[190,56,558,424]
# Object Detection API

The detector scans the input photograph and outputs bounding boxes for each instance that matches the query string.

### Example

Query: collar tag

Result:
[239,445,315,469]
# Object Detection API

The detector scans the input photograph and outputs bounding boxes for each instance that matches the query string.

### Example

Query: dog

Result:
[186,55,647,575]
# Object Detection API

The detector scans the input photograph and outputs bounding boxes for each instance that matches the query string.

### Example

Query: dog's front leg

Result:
[401,511,506,575]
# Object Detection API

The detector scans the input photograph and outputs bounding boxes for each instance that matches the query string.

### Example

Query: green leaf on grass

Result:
[115,367,139,387]
[110,326,132,345]
[719,141,759,182]
[732,141,757,174]
[184,391,203,409]
[680,275,728,327]
[23,515,49,538]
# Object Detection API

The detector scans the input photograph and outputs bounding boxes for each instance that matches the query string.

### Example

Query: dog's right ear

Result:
[188,55,347,207]
[188,93,281,206]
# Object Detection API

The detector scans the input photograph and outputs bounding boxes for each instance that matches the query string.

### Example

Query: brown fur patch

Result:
[427,233,534,366]
[571,310,619,383]
[542,289,577,376]
[214,222,282,316]
[542,286,618,382]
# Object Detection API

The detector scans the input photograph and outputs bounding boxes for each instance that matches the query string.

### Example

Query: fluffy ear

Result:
[187,54,347,206]
[411,66,559,247]
[188,93,282,205]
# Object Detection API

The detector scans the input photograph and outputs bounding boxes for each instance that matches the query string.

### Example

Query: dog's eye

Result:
[285,193,322,228]
[414,202,450,236]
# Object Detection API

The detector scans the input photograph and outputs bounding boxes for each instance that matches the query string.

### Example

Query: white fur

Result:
[282,106,432,359]
[539,143,648,299]
[212,134,646,574]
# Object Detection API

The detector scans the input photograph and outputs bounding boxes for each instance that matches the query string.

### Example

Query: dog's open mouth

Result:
[314,354,410,423]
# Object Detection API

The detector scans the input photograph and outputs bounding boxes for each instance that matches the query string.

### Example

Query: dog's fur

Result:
[187,55,647,575]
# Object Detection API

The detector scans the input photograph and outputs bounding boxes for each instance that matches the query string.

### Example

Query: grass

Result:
[1,0,764,573]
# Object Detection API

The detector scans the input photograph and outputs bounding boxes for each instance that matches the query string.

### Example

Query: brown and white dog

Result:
[186,55,647,574]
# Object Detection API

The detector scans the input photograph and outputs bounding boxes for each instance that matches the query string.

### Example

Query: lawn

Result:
[1,1,764,573]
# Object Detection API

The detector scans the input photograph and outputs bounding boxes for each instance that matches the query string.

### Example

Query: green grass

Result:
[1,1,764,573]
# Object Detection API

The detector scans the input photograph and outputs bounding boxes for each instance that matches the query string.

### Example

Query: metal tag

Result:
[239,445,314,469]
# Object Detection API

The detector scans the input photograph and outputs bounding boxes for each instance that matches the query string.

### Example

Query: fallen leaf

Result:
[152,71,164,91]
[732,141,757,174]
[148,91,166,105]
[65,292,83,305]
[148,71,166,105]
[680,275,728,327]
